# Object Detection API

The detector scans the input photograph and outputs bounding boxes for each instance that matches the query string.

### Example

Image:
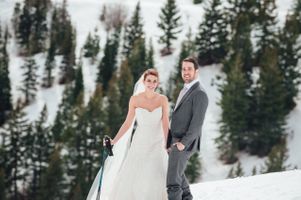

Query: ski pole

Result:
[96,136,113,200]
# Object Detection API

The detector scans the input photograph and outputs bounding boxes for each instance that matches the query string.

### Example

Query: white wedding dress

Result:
[87,106,168,200]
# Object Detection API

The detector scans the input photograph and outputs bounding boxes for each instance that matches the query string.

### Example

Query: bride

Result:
[87,68,169,200]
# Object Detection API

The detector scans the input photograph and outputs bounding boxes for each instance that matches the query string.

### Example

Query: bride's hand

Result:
[103,137,114,146]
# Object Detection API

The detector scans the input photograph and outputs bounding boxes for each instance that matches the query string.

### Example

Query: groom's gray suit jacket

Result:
[167,82,208,151]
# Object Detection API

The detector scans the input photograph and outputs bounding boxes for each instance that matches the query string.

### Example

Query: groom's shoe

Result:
[182,194,193,200]
[182,188,193,200]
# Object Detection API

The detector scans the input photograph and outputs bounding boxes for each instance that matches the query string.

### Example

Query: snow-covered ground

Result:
[191,170,301,200]
[1,0,300,183]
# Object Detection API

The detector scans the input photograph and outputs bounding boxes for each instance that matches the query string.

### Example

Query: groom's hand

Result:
[175,142,185,151]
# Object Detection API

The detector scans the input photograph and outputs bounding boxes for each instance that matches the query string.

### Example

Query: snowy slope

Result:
[191,170,301,200]
[1,0,300,183]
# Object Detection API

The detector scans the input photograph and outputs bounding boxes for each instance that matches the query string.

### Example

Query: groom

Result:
[166,57,208,200]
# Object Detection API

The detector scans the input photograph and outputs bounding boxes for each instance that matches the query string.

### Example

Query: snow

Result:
[0,0,301,187]
[191,170,301,200]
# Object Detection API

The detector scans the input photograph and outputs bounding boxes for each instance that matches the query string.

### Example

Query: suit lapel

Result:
[174,82,200,112]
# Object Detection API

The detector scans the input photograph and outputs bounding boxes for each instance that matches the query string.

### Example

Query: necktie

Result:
[175,87,188,109]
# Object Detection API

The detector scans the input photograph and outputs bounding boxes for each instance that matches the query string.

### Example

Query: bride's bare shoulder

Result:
[130,94,143,104]
[158,94,169,103]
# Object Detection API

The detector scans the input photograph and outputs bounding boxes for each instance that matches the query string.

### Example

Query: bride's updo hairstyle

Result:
[143,68,159,81]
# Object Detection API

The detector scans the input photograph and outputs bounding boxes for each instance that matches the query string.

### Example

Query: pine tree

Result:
[72,56,84,105]
[12,2,21,34]
[16,0,50,55]
[227,161,244,178]
[146,38,155,68]
[226,0,258,26]
[20,57,39,105]
[168,28,195,104]
[118,60,134,119]
[293,0,301,33]
[224,12,253,77]
[195,0,228,65]
[128,37,148,82]
[51,84,74,142]
[65,91,103,198]
[216,54,250,163]
[250,49,286,156]
[4,102,29,199]
[97,29,120,92]
[278,12,301,113]
[262,139,289,173]
[59,22,76,84]
[17,3,32,53]
[0,167,5,200]
[42,35,56,88]
[29,0,49,54]
[64,91,86,199]
[85,84,107,179]
[185,152,202,183]
[47,1,76,84]
[27,105,54,200]
[254,0,279,65]
[37,148,66,200]
[106,74,123,135]
[0,145,6,199]
[193,0,203,4]
[157,0,182,55]
[0,26,12,126]
[252,166,257,175]
[122,2,144,57]
[83,29,100,63]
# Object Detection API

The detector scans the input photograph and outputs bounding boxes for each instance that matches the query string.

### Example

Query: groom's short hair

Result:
[183,57,199,70]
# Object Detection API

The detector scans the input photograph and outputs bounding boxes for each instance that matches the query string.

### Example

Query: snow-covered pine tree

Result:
[226,0,258,26]
[29,0,50,54]
[42,34,56,88]
[0,26,12,126]
[83,29,100,63]
[97,29,120,92]
[72,56,84,106]
[122,2,144,58]
[254,0,279,66]
[3,102,30,199]
[20,57,39,105]
[26,105,54,200]
[16,0,50,55]
[157,0,182,56]
[17,2,32,54]
[195,0,228,65]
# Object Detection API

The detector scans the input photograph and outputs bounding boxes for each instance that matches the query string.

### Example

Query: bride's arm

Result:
[111,96,136,145]
[161,95,170,143]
